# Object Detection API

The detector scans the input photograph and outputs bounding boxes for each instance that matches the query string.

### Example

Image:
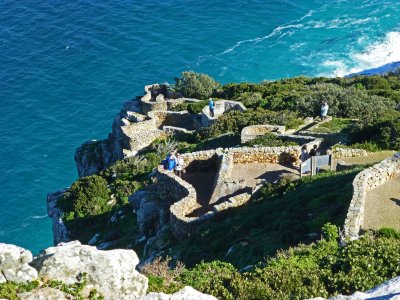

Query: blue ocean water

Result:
[1,0,399,254]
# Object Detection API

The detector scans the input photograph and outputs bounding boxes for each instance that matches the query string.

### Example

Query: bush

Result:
[58,175,110,219]
[154,228,400,300]
[174,71,221,99]
[297,84,395,121]
[245,133,298,147]
[172,100,208,114]
[349,116,400,150]
[179,261,238,300]
[202,108,303,139]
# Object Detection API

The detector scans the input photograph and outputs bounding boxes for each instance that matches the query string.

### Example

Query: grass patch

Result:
[312,118,355,133]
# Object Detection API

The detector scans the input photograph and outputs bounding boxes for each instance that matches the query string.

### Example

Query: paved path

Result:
[362,177,400,231]
[231,163,298,188]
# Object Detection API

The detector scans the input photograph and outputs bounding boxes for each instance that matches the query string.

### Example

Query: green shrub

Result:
[173,100,208,114]
[377,227,400,239]
[157,228,400,300]
[174,71,221,99]
[245,133,298,147]
[0,280,39,300]
[179,261,238,300]
[58,175,110,219]
[349,116,400,150]
[202,108,302,138]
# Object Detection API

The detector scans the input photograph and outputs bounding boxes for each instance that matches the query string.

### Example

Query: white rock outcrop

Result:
[140,286,218,300]
[310,276,400,300]
[0,243,38,283]
[31,241,148,300]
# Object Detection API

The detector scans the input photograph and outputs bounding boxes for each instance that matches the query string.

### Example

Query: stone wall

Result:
[344,153,400,239]
[140,84,200,114]
[201,100,247,126]
[209,152,242,204]
[119,118,165,157]
[332,147,368,159]
[229,146,300,165]
[241,125,286,143]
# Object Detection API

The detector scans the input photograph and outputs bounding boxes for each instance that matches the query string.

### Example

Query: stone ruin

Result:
[201,99,247,126]
[344,153,400,240]
[54,82,400,264]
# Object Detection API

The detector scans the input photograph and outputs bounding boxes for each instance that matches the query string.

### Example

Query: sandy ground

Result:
[362,177,400,231]
[230,163,298,188]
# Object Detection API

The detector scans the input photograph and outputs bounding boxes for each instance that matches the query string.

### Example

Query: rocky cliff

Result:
[74,99,145,177]
[0,241,217,300]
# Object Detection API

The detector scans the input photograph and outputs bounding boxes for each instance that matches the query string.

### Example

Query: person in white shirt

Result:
[175,153,185,177]
[321,102,329,120]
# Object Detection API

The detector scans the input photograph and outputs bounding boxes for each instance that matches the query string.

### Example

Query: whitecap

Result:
[33,214,47,219]
[320,31,400,77]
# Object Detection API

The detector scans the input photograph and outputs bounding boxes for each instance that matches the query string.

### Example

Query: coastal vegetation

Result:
[53,71,400,299]
[145,226,400,300]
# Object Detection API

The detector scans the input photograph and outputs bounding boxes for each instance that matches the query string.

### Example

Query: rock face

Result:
[74,99,164,178]
[0,243,37,283]
[46,188,69,245]
[139,286,218,300]
[31,241,148,300]
[310,276,400,300]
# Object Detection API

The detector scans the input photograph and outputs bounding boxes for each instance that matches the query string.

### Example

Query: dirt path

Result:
[362,177,400,231]
[230,163,298,188]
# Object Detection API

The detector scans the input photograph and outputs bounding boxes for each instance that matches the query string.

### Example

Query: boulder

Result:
[31,241,148,300]
[139,286,218,300]
[133,188,169,235]
[0,243,38,283]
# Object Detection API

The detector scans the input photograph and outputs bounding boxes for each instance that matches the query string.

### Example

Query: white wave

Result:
[220,24,303,55]
[321,31,400,77]
[33,214,47,219]
[295,10,315,22]
[289,42,306,51]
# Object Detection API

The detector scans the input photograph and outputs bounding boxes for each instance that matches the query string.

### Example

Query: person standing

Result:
[309,144,320,157]
[320,102,329,120]
[175,153,185,177]
[209,98,215,117]
[300,145,309,162]
[166,151,176,172]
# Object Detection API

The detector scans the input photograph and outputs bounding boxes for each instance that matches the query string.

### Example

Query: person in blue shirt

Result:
[166,151,176,172]
[208,98,215,117]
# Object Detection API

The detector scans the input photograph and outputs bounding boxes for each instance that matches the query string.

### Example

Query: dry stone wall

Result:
[75,84,200,178]
[201,100,246,126]
[332,147,368,159]
[140,84,200,114]
[160,146,307,239]
[230,146,300,165]
[241,125,286,143]
[344,153,400,239]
